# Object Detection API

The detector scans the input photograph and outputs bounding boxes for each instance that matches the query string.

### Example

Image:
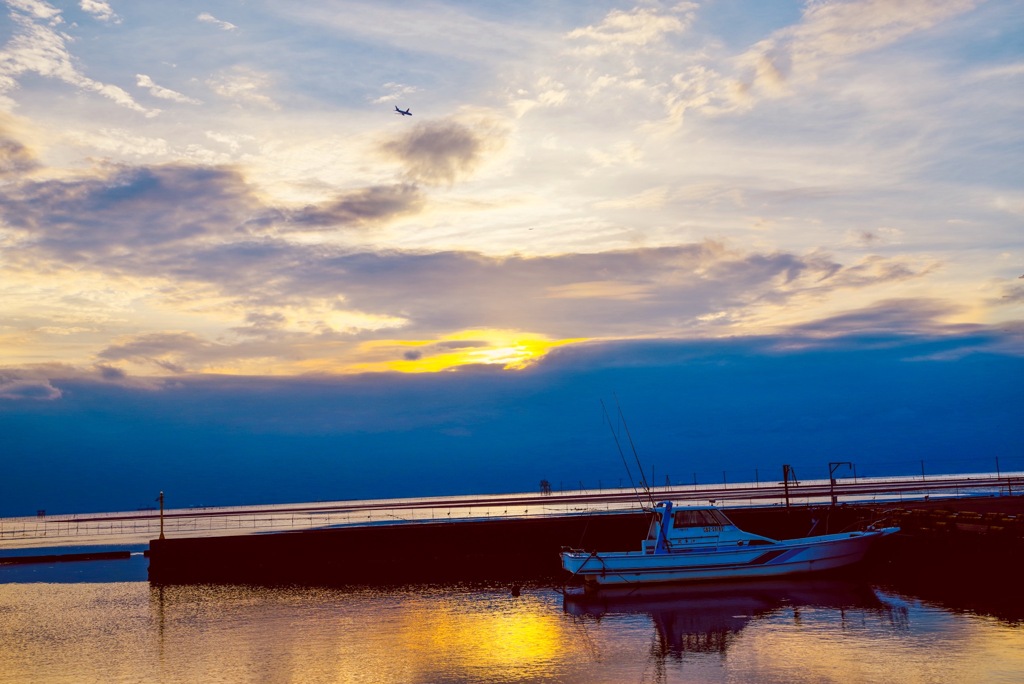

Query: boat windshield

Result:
[672,508,731,528]
[646,512,662,540]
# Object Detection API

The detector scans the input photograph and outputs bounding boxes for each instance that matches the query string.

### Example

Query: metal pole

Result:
[828,462,852,507]
[158,491,165,540]
[782,465,791,509]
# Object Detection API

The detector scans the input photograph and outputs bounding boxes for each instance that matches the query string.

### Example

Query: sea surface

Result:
[1,555,1022,684]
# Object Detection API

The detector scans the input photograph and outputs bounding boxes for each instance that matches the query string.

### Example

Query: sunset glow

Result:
[0,0,1020,515]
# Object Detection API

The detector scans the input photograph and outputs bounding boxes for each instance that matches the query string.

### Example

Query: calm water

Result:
[1,558,1022,683]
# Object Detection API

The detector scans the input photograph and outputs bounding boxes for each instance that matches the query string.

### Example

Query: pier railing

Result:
[2,472,1021,549]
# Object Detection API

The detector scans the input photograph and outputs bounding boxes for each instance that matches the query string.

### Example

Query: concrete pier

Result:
[148,511,650,585]
[0,550,132,566]
[147,498,1024,586]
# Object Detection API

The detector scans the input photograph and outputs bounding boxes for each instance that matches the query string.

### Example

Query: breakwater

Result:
[0,550,131,566]
[147,496,1024,586]
[148,511,648,585]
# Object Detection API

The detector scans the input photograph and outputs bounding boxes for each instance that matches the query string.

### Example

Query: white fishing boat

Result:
[560,501,898,590]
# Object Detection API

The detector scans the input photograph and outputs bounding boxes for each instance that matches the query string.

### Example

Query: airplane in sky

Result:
[394,106,412,116]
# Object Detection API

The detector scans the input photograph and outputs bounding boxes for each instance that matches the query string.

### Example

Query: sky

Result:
[0,0,1022,516]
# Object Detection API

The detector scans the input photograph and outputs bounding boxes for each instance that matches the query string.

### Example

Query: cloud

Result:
[820,255,933,289]
[734,0,977,98]
[0,151,940,347]
[844,227,904,248]
[0,6,157,115]
[973,62,1024,80]
[380,119,501,184]
[204,131,254,152]
[787,298,966,338]
[92,320,390,375]
[207,67,277,109]
[136,74,201,105]
[0,164,267,262]
[0,158,431,274]
[535,0,983,136]
[97,332,224,373]
[0,127,37,177]
[287,184,424,230]
[232,312,287,337]
[0,375,62,400]
[0,136,947,367]
[80,0,119,23]
[246,243,928,340]
[996,282,1024,306]
[509,4,727,128]
[371,82,421,105]
[277,2,541,66]
[5,0,61,22]
[197,12,237,31]
[566,4,696,55]
[96,364,126,381]
[0,363,167,393]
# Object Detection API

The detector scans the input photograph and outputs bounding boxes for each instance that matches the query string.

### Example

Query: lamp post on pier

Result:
[829,462,853,507]
[782,465,797,509]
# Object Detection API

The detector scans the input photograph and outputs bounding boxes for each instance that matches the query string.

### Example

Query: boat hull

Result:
[561,528,897,589]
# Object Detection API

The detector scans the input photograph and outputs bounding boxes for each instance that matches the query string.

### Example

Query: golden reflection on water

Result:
[0,583,584,684]
[398,593,571,677]
[1,580,1023,683]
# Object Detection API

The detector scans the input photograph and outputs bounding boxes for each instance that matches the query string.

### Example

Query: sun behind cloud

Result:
[351,329,586,373]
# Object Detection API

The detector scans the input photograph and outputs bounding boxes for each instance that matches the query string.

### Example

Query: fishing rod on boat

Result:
[600,399,644,509]
[601,398,654,511]
[613,392,656,510]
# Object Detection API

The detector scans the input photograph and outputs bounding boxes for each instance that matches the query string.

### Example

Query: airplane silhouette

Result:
[394,106,412,116]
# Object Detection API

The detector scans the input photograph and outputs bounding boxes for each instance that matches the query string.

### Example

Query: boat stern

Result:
[559,549,589,576]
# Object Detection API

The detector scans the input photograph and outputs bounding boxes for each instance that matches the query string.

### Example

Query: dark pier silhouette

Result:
[0,550,132,566]
[147,497,1024,590]
[148,511,647,585]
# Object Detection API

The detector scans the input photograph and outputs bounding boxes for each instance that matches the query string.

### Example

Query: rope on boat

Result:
[564,548,642,591]
[567,550,599,581]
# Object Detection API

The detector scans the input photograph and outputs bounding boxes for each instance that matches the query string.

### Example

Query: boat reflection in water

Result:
[563,578,906,661]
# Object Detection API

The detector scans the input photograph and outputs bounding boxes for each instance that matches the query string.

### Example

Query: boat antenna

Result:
[600,399,646,510]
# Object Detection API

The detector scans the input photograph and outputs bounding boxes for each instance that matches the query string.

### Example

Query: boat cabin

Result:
[642,501,777,554]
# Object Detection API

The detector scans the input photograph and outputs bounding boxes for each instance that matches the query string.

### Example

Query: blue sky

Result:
[0,1,1021,515]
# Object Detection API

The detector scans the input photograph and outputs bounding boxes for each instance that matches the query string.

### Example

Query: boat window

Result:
[673,509,731,528]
